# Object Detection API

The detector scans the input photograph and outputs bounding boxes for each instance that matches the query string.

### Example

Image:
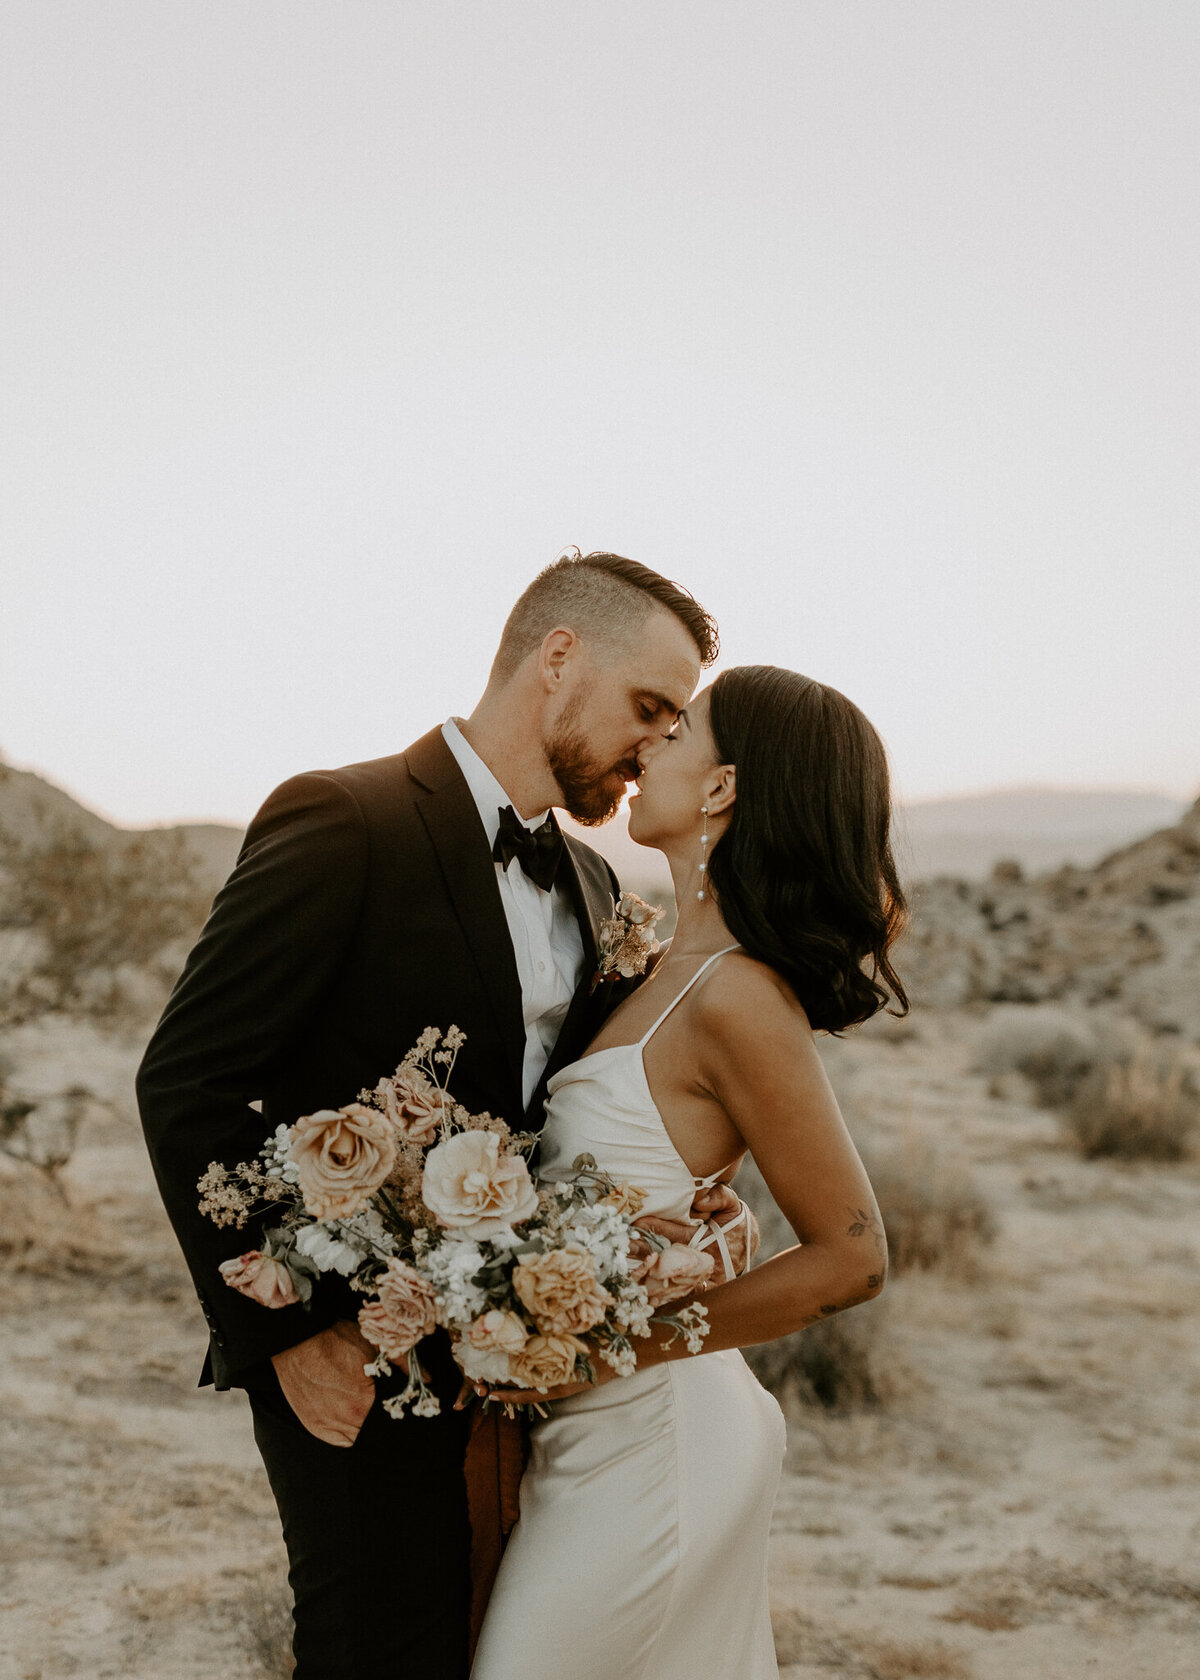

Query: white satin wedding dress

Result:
[471,948,785,1680]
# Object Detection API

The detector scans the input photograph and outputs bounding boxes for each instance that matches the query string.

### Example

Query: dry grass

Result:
[971,1003,1098,1107]
[772,1607,973,1679]
[945,1548,1200,1631]
[854,1635,973,1679]
[862,1135,995,1275]
[1064,1048,1199,1161]
[0,1159,116,1274]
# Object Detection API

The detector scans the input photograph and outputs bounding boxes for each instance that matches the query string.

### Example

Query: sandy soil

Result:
[2,1013,1198,1680]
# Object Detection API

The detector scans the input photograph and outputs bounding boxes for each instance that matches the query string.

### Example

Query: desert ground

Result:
[2,1005,1197,1680]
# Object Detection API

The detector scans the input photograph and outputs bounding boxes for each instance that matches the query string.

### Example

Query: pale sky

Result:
[3,2,1198,826]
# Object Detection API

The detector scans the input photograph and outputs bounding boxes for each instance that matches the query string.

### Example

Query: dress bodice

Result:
[538,947,740,1223]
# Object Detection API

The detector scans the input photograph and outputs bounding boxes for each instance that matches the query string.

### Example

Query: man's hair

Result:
[490,550,719,682]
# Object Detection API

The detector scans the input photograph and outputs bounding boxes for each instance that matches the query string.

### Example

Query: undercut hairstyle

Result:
[490,550,719,682]
[707,666,909,1034]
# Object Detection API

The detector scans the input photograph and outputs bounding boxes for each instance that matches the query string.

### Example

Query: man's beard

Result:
[544,700,640,827]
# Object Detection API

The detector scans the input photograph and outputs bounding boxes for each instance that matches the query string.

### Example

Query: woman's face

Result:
[627,685,721,850]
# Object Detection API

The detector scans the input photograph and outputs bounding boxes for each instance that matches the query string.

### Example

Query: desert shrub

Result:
[864,1134,995,1274]
[745,1300,885,1411]
[0,820,210,1026]
[972,1003,1097,1107]
[1063,1047,1199,1161]
[0,1158,110,1271]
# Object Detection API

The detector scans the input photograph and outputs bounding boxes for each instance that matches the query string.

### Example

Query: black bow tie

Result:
[493,805,564,893]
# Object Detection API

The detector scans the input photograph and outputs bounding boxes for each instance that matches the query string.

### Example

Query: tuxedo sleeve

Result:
[136,772,369,1383]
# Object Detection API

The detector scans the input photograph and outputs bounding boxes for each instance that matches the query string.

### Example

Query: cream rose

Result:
[358,1259,438,1361]
[467,1309,529,1356]
[289,1103,397,1220]
[375,1066,445,1146]
[218,1250,300,1308]
[512,1246,612,1337]
[506,1333,587,1393]
[631,1240,715,1307]
[421,1130,539,1237]
[453,1340,514,1385]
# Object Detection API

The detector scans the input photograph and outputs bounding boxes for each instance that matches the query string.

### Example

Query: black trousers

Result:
[247,1349,472,1680]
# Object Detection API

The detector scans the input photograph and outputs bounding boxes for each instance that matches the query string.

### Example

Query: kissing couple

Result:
[137,550,908,1679]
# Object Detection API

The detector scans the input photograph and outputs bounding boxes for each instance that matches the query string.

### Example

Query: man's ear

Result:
[538,627,578,693]
[705,765,736,818]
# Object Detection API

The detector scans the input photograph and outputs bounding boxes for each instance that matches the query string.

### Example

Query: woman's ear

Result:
[704,764,736,818]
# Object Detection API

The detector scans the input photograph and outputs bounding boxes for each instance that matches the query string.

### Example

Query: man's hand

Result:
[636,1184,760,1284]
[271,1320,377,1447]
[691,1182,760,1277]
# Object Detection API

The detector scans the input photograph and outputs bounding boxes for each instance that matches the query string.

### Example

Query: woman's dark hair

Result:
[707,666,909,1033]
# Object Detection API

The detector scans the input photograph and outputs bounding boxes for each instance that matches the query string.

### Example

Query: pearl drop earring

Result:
[697,805,709,901]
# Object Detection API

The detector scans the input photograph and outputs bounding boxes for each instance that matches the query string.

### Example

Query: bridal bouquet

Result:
[198,1027,712,1418]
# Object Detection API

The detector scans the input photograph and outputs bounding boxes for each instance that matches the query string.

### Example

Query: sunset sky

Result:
[3,2,1198,826]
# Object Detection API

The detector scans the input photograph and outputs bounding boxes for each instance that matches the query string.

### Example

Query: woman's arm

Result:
[490,955,884,1402]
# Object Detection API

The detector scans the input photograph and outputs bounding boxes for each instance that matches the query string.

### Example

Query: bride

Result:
[470,664,909,1680]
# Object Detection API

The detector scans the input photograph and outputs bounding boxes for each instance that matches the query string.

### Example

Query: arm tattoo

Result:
[846,1206,886,1260]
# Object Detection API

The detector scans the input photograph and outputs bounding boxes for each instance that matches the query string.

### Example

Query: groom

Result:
[137,551,742,1679]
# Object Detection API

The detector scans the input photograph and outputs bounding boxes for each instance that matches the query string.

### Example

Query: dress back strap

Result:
[636,945,741,1051]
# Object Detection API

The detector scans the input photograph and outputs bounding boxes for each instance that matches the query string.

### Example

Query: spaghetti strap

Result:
[636,944,742,1050]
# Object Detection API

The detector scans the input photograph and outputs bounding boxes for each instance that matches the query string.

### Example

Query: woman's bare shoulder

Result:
[695,949,812,1038]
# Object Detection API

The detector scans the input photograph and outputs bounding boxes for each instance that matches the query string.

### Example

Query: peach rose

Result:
[358,1259,438,1361]
[421,1130,539,1237]
[375,1066,444,1146]
[630,1240,715,1307]
[289,1103,397,1220]
[600,1181,648,1218]
[218,1250,300,1309]
[512,1247,612,1337]
[506,1332,588,1393]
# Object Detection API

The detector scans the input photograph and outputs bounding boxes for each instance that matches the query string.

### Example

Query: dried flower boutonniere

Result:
[592,892,666,991]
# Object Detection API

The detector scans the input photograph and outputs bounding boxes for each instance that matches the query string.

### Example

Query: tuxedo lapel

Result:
[407,729,526,1113]
[559,835,613,972]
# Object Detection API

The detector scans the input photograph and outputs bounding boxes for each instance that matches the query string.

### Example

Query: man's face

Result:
[543,610,701,825]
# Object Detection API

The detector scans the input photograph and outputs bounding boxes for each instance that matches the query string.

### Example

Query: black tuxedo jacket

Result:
[136,727,620,1390]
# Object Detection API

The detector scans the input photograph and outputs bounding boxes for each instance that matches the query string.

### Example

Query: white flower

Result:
[454,1341,514,1384]
[611,1280,652,1338]
[598,1340,638,1377]
[564,1204,631,1277]
[294,1222,360,1276]
[418,1235,488,1327]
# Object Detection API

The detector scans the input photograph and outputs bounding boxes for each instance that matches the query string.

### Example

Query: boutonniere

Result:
[591,892,666,992]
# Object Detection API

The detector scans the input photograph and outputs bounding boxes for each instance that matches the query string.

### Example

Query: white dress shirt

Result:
[441,719,587,1108]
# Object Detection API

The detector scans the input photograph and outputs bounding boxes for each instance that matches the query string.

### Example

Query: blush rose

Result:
[358,1259,438,1362]
[629,1240,715,1307]
[374,1066,444,1146]
[218,1250,300,1309]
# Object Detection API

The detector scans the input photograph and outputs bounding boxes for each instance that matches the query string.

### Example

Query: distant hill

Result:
[567,786,1194,888]
[1,759,1192,896]
[0,762,242,898]
[903,792,1200,1038]
[896,787,1191,882]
